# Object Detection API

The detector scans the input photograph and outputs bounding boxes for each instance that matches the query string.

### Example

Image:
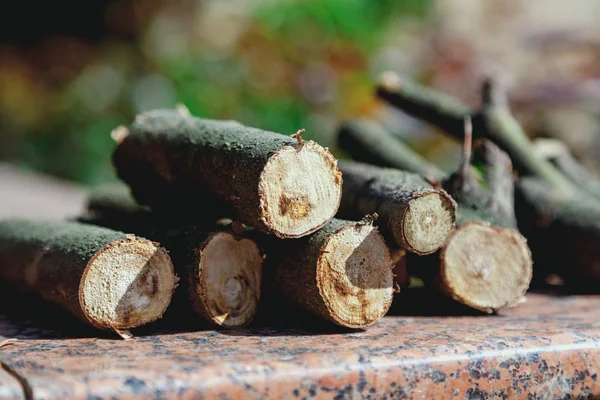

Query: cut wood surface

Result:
[337,161,456,255]
[0,219,176,334]
[268,218,394,328]
[83,191,263,329]
[438,222,531,312]
[112,109,342,238]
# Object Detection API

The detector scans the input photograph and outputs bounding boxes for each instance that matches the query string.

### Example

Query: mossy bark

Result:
[337,161,456,254]
[337,119,445,181]
[112,109,341,238]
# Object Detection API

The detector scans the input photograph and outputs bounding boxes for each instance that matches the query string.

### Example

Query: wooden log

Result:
[376,71,600,281]
[337,118,532,310]
[337,161,456,255]
[83,192,263,328]
[0,219,176,335]
[267,218,394,328]
[112,109,343,239]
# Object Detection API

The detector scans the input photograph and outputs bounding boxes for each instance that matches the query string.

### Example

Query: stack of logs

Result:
[8,71,592,337]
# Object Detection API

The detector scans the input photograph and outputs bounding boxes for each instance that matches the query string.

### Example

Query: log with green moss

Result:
[266,218,394,328]
[337,160,456,255]
[83,190,263,328]
[0,219,176,336]
[376,71,600,281]
[112,109,342,239]
[337,118,532,311]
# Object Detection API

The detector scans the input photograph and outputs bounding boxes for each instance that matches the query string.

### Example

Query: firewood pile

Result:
[1,72,596,338]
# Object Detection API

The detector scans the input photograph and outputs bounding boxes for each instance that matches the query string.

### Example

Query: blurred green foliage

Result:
[0,0,431,185]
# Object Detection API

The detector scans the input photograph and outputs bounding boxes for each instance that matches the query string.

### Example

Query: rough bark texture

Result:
[337,118,445,181]
[0,219,175,332]
[83,194,263,328]
[337,161,456,255]
[516,178,600,282]
[267,219,394,328]
[442,140,517,229]
[113,109,342,238]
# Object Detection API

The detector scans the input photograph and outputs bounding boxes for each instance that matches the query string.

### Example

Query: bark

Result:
[377,71,470,139]
[266,218,394,328]
[337,160,456,255]
[0,219,175,334]
[337,117,516,228]
[516,178,600,283]
[533,138,600,201]
[87,183,146,215]
[337,118,445,182]
[112,109,342,238]
[376,72,570,188]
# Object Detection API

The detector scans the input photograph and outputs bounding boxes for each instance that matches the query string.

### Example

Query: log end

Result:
[402,190,456,255]
[259,141,342,238]
[317,223,394,328]
[197,232,263,328]
[440,222,532,311]
[80,235,176,330]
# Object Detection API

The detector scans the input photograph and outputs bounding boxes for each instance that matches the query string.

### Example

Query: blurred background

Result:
[2,0,600,186]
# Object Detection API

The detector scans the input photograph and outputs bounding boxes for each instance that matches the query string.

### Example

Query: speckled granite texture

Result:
[0,294,599,399]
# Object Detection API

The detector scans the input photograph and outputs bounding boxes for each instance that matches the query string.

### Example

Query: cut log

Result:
[83,193,263,328]
[112,109,342,238]
[376,71,600,281]
[268,218,394,328]
[337,161,456,255]
[0,219,176,334]
[337,117,533,310]
[438,222,531,312]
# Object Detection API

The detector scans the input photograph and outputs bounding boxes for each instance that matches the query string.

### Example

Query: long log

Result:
[267,218,394,328]
[0,219,176,335]
[112,109,342,239]
[337,161,456,255]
